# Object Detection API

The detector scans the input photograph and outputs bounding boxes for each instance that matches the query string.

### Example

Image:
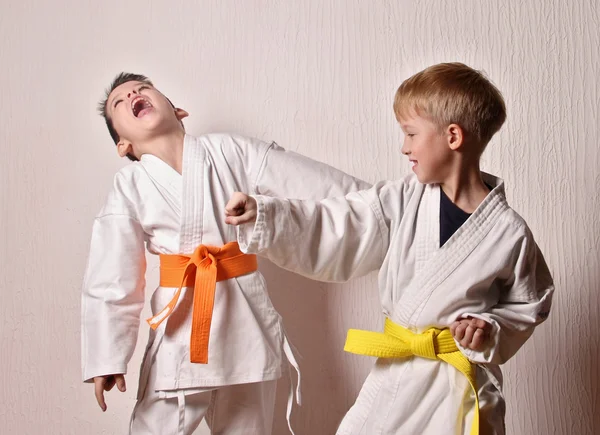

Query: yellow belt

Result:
[344,318,479,435]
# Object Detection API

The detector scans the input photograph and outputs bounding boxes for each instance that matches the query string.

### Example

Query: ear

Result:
[174,108,189,120]
[117,140,133,158]
[446,123,464,151]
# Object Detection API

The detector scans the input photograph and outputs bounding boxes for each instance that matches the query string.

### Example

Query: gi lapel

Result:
[395,174,509,326]
[139,154,182,216]
[180,135,206,253]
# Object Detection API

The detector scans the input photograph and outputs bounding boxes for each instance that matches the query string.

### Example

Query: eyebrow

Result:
[109,93,123,108]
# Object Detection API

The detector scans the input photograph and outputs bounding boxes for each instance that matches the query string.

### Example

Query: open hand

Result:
[93,374,126,412]
[450,317,491,351]
[225,192,257,226]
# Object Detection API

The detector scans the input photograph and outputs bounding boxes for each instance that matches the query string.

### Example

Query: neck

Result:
[139,129,186,174]
[439,162,489,214]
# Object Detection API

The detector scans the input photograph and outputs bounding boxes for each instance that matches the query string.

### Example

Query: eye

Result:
[139,85,150,92]
[113,99,122,108]
[407,133,415,138]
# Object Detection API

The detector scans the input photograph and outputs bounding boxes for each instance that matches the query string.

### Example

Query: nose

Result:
[127,90,138,99]
[401,141,410,155]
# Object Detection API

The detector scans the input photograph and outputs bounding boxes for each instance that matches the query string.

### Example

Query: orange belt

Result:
[147,241,258,364]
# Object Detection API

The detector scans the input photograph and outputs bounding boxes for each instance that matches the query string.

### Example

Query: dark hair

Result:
[98,73,154,161]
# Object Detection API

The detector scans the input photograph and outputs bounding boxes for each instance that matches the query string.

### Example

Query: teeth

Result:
[132,96,151,117]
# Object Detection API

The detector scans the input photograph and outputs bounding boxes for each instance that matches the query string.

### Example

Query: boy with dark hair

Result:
[82,73,370,434]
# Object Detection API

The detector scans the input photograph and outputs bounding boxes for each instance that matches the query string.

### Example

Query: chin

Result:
[413,173,426,183]
[415,175,436,185]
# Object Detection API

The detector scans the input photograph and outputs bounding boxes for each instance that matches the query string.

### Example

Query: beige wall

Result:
[1,1,598,434]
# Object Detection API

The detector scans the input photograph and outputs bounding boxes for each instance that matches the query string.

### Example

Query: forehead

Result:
[398,111,426,127]
[396,101,421,120]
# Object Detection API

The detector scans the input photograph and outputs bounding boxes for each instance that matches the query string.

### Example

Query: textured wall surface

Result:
[1,1,598,434]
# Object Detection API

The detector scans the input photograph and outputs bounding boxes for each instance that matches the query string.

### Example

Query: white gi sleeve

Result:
[458,226,554,364]
[253,141,371,199]
[81,175,147,382]
[238,182,393,282]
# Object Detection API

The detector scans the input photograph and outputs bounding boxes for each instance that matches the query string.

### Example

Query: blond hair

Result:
[394,63,506,146]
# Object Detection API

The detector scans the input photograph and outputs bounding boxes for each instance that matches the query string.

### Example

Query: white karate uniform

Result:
[238,173,554,435]
[81,133,370,434]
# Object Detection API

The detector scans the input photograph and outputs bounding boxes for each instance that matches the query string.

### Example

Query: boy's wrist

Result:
[237,195,267,253]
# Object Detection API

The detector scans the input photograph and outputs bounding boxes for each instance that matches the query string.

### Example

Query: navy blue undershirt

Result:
[439,184,492,247]
[439,188,471,247]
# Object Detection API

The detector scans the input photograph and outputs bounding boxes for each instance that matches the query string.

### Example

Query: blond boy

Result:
[226,63,554,434]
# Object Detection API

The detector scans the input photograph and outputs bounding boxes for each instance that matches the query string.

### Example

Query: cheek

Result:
[112,118,126,134]
[113,115,133,138]
[411,140,424,156]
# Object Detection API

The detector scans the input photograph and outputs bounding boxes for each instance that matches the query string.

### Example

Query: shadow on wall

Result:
[536,285,600,434]
[259,259,364,435]
[560,328,600,433]
[503,268,600,434]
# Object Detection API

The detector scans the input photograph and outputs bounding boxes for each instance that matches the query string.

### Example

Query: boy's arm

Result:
[221,134,370,199]
[255,143,371,201]
[228,183,393,282]
[455,227,554,364]
[254,141,371,199]
[81,212,146,383]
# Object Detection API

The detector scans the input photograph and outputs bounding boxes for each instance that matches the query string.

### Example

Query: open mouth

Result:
[132,97,153,117]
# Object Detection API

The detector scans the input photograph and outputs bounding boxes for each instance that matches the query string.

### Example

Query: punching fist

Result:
[225,192,258,226]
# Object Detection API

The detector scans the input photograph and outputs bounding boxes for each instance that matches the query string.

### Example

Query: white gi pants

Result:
[129,358,277,435]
